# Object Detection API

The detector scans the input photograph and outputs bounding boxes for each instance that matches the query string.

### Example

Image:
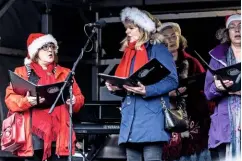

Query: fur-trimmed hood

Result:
[120,7,156,33]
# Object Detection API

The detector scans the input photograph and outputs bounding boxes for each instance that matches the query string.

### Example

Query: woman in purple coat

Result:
[204,14,241,161]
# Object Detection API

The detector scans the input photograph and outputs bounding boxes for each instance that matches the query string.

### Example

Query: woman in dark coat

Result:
[159,22,211,161]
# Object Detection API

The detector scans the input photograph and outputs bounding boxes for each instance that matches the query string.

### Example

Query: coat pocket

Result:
[220,113,230,135]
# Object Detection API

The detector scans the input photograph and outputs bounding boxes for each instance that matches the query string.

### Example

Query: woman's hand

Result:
[66,95,76,105]
[214,75,233,91]
[169,87,187,97]
[105,82,122,92]
[123,82,146,95]
[26,91,45,106]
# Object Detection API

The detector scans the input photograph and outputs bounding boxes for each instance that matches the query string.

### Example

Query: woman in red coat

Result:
[159,22,211,161]
[5,33,85,161]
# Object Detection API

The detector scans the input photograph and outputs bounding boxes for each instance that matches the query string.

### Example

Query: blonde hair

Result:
[120,22,150,51]
[160,25,181,35]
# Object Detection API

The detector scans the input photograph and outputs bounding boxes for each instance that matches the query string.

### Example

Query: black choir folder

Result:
[193,51,241,92]
[179,72,206,90]
[8,70,69,107]
[210,63,241,92]
[98,58,171,87]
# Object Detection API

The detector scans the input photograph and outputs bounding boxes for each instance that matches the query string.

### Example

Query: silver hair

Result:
[216,28,230,44]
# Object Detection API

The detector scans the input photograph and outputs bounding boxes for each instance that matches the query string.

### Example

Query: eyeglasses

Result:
[164,34,178,41]
[228,25,241,31]
[40,43,57,51]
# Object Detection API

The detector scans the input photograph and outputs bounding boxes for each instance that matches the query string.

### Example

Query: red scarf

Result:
[30,62,60,161]
[115,41,148,77]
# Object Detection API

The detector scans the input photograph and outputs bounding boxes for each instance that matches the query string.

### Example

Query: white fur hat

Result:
[120,7,156,33]
[226,14,241,28]
[158,22,181,35]
[24,33,58,65]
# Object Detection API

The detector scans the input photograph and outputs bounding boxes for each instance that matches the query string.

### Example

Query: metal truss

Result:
[0,47,25,57]
[0,46,90,63]
[31,0,84,8]
[0,0,16,19]
[100,9,241,23]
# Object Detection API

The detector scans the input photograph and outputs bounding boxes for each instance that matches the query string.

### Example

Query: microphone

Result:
[87,19,106,28]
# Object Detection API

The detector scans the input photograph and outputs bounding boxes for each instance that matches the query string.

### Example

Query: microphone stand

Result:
[49,27,98,161]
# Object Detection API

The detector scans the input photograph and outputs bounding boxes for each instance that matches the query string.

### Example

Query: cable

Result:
[83,24,94,53]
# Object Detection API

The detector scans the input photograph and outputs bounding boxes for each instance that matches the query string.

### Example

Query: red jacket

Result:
[183,51,205,74]
[5,65,85,157]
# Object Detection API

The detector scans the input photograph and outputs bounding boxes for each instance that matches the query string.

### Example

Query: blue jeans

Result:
[125,143,163,161]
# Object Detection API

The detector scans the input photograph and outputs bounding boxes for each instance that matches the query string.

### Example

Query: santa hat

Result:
[120,7,156,33]
[226,14,241,28]
[24,33,58,65]
[158,22,181,35]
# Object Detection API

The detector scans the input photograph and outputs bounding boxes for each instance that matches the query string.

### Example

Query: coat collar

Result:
[54,65,68,79]
[209,43,229,67]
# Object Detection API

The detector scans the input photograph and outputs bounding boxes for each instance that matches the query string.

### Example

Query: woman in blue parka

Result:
[105,7,178,161]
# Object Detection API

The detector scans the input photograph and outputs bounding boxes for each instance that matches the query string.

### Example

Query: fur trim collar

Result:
[150,32,165,44]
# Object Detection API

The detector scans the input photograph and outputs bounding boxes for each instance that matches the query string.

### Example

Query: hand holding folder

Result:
[26,91,45,106]
[98,58,171,88]
[209,63,240,92]
[193,50,241,92]
[214,76,234,91]
[8,70,69,107]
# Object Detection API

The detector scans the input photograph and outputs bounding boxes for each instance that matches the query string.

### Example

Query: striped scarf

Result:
[225,47,241,160]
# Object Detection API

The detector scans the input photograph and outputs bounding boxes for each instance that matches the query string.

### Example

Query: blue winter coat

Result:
[118,43,178,144]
